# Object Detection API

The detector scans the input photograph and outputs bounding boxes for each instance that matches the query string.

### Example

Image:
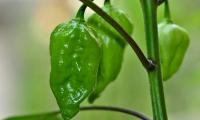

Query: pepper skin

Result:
[87,1,133,103]
[158,20,189,81]
[50,18,101,120]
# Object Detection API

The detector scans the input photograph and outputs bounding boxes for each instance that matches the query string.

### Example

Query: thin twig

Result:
[47,106,152,120]
[80,106,152,120]
[79,0,155,71]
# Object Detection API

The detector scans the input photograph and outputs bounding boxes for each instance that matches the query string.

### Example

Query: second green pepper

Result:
[87,0,133,103]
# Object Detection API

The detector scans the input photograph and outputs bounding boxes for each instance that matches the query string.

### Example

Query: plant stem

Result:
[39,106,152,120]
[79,0,155,70]
[140,0,168,120]
[164,0,172,21]
[104,0,110,5]
[76,4,87,19]
[80,106,151,120]
[157,0,165,5]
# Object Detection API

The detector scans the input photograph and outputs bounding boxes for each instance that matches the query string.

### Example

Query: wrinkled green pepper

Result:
[87,0,133,103]
[158,20,189,81]
[50,5,101,120]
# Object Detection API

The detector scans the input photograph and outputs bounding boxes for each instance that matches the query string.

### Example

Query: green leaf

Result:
[5,112,62,120]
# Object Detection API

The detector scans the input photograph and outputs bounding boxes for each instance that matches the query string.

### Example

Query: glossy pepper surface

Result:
[158,20,189,81]
[50,5,101,120]
[87,1,133,103]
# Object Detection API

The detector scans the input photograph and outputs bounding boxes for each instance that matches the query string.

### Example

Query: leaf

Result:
[5,112,62,120]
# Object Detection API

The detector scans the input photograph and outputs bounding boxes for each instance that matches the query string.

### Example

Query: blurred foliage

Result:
[1,0,200,120]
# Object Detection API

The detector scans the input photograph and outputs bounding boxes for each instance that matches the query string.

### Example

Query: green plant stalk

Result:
[104,0,110,4]
[164,0,171,21]
[140,0,168,120]
[75,4,87,19]
[5,106,152,120]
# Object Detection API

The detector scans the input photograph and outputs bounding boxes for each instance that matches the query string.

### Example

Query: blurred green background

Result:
[0,0,200,120]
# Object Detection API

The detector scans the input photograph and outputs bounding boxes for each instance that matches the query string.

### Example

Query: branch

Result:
[79,0,155,71]
[80,106,152,120]
[49,106,152,120]
[6,106,151,120]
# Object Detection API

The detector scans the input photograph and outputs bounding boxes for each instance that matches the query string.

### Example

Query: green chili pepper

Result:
[87,0,133,103]
[50,4,101,120]
[158,20,189,81]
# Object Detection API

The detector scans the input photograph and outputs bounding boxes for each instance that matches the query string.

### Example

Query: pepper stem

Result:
[76,4,87,19]
[104,0,111,5]
[164,0,172,22]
